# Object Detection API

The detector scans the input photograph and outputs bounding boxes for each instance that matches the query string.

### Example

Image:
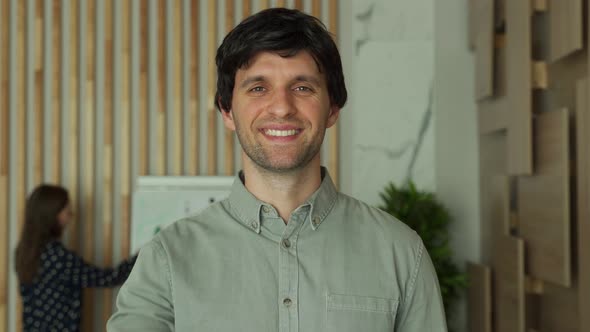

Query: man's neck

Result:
[242,162,322,223]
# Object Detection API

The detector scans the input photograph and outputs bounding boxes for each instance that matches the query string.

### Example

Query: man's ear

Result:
[220,108,236,131]
[326,105,341,128]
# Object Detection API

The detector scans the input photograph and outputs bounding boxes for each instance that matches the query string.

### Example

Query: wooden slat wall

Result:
[471,0,589,330]
[1,0,9,330]
[0,1,341,331]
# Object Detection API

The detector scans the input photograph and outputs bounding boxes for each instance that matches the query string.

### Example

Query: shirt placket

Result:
[278,208,307,332]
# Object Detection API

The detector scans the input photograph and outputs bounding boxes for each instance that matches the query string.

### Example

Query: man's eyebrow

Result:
[294,75,321,86]
[239,76,265,89]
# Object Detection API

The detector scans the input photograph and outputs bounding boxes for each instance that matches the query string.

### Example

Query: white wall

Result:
[346,0,436,207]
[434,0,481,331]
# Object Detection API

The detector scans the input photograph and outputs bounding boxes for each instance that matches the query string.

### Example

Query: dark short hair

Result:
[215,7,347,112]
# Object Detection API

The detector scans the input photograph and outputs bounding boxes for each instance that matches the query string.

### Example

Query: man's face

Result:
[221,51,340,173]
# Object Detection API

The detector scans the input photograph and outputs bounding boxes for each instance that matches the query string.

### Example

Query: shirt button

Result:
[283,298,292,307]
[312,216,320,226]
[250,221,259,229]
[281,239,291,249]
[261,205,270,213]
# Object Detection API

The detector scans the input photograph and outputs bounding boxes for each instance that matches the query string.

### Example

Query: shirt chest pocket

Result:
[326,293,399,332]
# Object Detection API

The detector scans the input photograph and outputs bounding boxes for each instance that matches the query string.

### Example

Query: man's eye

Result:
[294,86,313,92]
[249,86,265,92]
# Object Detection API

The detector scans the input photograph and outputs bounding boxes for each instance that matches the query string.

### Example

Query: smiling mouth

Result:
[263,129,300,137]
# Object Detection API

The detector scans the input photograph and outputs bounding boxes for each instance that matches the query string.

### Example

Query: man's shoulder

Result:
[151,199,232,247]
[335,192,421,245]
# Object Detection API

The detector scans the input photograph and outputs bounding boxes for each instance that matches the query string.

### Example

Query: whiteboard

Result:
[130,176,234,254]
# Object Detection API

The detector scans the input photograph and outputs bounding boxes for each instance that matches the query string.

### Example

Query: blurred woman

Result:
[15,184,137,331]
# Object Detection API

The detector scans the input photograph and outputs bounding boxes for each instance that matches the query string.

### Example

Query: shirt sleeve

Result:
[107,238,175,331]
[55,242,137,288]
[394,240,448,332]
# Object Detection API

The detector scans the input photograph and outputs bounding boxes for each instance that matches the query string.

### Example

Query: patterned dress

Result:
[19,240,137,331]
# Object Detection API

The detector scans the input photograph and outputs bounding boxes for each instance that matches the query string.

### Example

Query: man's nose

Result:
[267,89,295,117]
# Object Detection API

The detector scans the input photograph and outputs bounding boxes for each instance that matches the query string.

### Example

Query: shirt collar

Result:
[228,167,338,233]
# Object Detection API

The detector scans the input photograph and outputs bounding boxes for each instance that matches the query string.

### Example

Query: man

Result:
[108,8,446,331]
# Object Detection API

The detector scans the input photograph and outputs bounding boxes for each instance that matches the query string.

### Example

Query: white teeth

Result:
[265,129,297,137]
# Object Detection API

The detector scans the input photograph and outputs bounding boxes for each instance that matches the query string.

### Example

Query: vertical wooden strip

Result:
[25,0,35,192]
[327,0,338,187]
[189,0,200,175]
[7,1,19,329]
[260,0,270,10]
[578,78,590,332]
[181,0,190,174]
[294,0,303,10]
[67,0,79,251]
[311,0,321,17]
[243,0,251,17]
[34,0,43,186]
[505,0,532,175]
[468,263,492,332]
[173,0,182,175]
[548,0,583,62]
[224,0,235,175]
[136,0,149,175]
[52,0,62,183]
[60,0,71,246]
[207,0,217,175]
[165,0,173,174]
[0,0,8,327]
[14,1,27,329]
[121,0,131,261]
[130,0,140,193]
[157,0,166,175]
[474,0,494,100]
[139,0,148,176]
[102,0,114,324]
[42,0,52,182]
[81,0,96,329]
[276,0,286,8]
[148,0,158,174]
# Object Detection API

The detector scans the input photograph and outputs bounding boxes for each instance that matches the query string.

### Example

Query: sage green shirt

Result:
[108,169,447,331]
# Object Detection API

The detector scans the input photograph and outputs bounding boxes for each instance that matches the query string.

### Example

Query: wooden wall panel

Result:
[207,0,217,175]
[548,0,582,62]
[81,0,97,329]
[468,263,492,332]
[493,235,525,332]
[189,0,200,175]
[577,78,590,332]
[0,2,341,330]
[224,0,235,176]
[0,0,8,330]
[517,109,570,287]
[102,0,114,325]
[474,0,494,100]
[505,0,532,175]
[328,0,339,188]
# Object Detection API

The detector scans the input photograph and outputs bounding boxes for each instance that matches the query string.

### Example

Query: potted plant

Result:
[378,181,467,330]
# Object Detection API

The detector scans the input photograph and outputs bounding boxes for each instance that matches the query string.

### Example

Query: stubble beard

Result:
[234,123,326,174]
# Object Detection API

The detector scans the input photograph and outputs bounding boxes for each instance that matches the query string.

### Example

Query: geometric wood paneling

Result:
[548,0,583,62]
[576,78,590,332]
[479,133,508,262]
[538,282,579,332]
[505,0,532,176]
[490,175,510,237]
[468,262,492,332]
[517,109,570,287]
[472,0,494,100]
[493,234,525,332]
[474,0,494,100]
